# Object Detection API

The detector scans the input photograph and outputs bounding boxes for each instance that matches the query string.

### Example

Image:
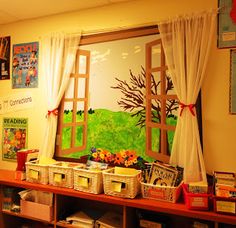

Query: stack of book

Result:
[145,161,183,187]
[214,171,236,198]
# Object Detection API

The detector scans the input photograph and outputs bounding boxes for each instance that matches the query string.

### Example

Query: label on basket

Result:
[77,176,89,188]
[54,173,62,183]
[29,169,39,180]
[190,197,207,207]
[148,187,165,199]
[111,181,122,192]
[216,201,235,214]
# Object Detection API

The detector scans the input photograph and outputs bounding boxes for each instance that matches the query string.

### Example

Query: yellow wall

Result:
[0,0,234,174]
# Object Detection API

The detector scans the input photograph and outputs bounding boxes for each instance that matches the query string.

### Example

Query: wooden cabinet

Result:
[0,169,236,228]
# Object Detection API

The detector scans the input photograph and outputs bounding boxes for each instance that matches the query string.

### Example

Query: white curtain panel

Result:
[40,32,81,159]
[158,10,217,183]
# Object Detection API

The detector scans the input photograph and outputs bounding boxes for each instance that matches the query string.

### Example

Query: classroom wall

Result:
[0,0,234,174]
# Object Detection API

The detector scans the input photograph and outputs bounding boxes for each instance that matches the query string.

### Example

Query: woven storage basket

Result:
[25,160,50,185]
[49,162,84,188]
[103,168,142,198]
[73,167,103,194]
[141,181,183,203]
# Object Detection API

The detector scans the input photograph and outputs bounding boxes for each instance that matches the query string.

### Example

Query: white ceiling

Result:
[0,0,134,25]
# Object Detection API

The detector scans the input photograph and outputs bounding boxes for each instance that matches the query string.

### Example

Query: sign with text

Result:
[0,92,34,114]
[2,118,28,161]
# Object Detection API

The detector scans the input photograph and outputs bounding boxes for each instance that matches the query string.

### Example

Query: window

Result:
[55,26,179,163]
[145,39,178,163]
[56,50,90,155]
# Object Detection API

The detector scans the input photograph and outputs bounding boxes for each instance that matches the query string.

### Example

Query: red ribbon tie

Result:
[179,102,195,116]
[47,108,58,117]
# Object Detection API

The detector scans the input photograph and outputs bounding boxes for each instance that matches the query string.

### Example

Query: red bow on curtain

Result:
[179,102,195,116]
[47,108,58,117]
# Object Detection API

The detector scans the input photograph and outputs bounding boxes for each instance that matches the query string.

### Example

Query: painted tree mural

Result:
[111,66,178,153]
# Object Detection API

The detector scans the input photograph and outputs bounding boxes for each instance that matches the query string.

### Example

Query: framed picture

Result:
[230,49,236,114]
[12,42,39,88]
[0,36,10,80]
[218,0,236,48]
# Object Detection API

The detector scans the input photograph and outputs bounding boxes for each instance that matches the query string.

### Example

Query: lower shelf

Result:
[2,209,54,224]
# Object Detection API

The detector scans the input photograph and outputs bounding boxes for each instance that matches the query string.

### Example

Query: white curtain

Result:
[40,32,81,159]
[158,10,217,183]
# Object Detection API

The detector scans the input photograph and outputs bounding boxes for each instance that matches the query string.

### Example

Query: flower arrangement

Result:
[88,147,145,169]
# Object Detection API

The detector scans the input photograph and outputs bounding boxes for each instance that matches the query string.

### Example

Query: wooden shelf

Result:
[0,169,236,226]
[2,209,54,224]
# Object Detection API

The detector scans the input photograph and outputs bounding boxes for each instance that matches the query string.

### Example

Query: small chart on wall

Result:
[2,117,28,161]
[218,0,236,48]
[230,49,236,114]
[12,42,39,88]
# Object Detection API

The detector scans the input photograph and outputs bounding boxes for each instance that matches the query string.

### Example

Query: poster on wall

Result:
[230,49,236,114]
[218,0,236,48]
[0,36,10,80]
[2,118,28,161]
[12,42,38,88]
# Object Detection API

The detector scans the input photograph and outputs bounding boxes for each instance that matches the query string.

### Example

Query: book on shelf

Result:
[148,162,179,187]
[66,211,94,227]
[95,211,122,228]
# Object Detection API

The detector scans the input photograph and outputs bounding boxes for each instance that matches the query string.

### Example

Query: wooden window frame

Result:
[145,39,177,163]
[55,25,160,161]
[54,25,202,163]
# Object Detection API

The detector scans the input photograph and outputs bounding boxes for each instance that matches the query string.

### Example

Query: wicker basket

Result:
[74,167,103,194]
[103,168,142,198]
[25,160,50,185]
[49,162,85,188]
[141,181,183,203]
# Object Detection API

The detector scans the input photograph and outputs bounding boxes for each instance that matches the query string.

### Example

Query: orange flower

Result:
[103,150,112,163]
[114,153,125,165]
[119,150,127,159]
[126,150,138,161]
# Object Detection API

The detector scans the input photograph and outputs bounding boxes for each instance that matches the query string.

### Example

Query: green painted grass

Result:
[63,109,176,162]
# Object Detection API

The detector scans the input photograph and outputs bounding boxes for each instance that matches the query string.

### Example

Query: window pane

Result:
[166,72,175,95]
[167,129,175,155]
[63,102,73,123]
[151,44,161,68]
[76,102,85,122]
[150,71,161,95]
[62,127,71,149]
[65,78,74,98]
[151,99,161,123]
[77,78,86,98]
[78,55,87,74]
[75,125,83,147]
[166,99,178,126]
[151,127,160,152]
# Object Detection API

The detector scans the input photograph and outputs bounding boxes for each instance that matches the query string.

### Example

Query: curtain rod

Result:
[81,22,158,36]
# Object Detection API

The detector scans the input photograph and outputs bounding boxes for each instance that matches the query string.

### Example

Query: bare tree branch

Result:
[111,66,178,128]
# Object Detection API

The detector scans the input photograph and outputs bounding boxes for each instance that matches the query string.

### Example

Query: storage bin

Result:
[49,162,85,188]
[25,160,50,185]
[20,199,53,222]
[141,181,182,203]
[213,196,236,215]
[74,167,103,194]
[183,184,212,210]
[103,168,142,198]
